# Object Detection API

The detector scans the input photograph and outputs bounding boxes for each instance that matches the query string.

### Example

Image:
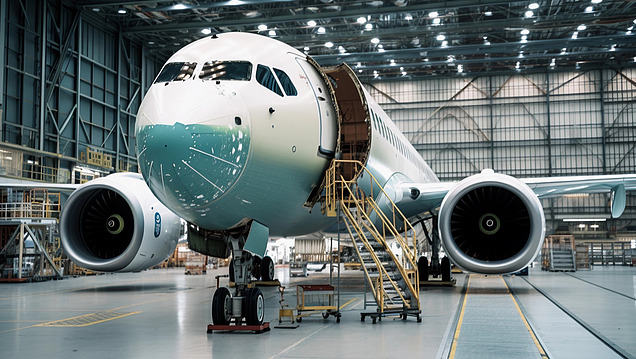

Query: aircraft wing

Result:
[0,178,80,193]
[521,174,636,198]
[394,173,636,219]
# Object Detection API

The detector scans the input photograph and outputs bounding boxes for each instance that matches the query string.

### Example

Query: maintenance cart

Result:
[296,284,340,323]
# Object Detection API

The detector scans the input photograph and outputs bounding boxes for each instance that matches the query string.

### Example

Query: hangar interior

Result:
[1,1,636,358]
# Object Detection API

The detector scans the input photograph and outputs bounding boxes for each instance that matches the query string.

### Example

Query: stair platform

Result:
[361,309,422,324]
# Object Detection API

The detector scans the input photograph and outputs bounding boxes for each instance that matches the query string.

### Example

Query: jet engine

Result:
[438,170,545,274]
[60,173,181,272]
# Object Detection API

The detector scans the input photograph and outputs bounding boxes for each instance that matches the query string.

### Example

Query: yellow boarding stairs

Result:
[325,160,421,323]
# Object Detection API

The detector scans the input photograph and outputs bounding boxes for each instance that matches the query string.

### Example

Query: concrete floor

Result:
[0,265,634,359]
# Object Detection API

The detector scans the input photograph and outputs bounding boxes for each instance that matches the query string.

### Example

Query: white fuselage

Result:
[135,32,438,236]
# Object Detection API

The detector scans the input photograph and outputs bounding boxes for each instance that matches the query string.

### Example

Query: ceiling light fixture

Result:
[118,7,127,14]
[201,28,212,35]
[436,34,446,41]
[524,10,533,18]
[173,3,187,10]
[433,18,441,25]
[585,6,593,13]
[258,24,268,31]
[457,64,463,73]
[441,40,448,47]
[371,38,380,44]
[404,14,413,21]
[521,29,530,35]
[591,0,602,3]
[485,11,492,16]
[304,46,309,51]
[317,27,326,34]
[307,20,317,27]
[268,30,276,36]
[365,23,373,30]
[429,11,439,18]
[325,42,334,48]
[572,31,578,39]
[528,3,539,9]
[357,17,367,24]
[577,24,587,31]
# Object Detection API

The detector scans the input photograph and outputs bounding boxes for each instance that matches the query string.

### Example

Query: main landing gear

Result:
[419,215,453,285]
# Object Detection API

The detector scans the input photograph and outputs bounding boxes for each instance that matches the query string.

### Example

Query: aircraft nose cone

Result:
[137,120,250,213]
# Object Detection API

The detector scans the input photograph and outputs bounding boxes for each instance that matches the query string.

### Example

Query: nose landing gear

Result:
[205,221,273,333]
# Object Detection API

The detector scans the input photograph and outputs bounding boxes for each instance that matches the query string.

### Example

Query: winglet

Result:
[610,184,626,218]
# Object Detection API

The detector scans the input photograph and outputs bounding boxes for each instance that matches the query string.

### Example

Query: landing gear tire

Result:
[441,256,451,282]
[245,287,265,325]
[418,256,429,282]
[211,287,232,325]
[261,256,275,282]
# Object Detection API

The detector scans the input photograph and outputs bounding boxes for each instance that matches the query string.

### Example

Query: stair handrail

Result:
[326,160,418,272]
[339,180,411,308]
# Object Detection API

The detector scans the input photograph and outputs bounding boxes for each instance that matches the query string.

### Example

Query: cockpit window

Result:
[273,68,297,96]
[256,64,283,97]
[154,62,197,83]
[199,61,252,81]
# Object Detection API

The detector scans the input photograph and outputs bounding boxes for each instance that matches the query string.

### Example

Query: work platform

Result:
[1,266,635,358]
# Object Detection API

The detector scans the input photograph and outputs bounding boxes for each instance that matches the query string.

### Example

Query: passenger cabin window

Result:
[155,62,197,83]
[273,68,297,96]
[199,61,252,81]
[256,65,283,96]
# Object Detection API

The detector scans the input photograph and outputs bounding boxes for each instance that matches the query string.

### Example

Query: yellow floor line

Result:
[448,274,471,359]
[339,298,358,310]
[502,277,549,359]
[36,310,142,327]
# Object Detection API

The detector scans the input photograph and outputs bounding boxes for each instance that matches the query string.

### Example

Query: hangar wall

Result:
[0,0,165,179]
[366,69,636,236]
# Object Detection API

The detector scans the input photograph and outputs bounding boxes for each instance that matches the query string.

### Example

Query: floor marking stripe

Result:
[36,310,141,327]
[448,274,471,359]
[502,277,549,359]
[339,298,358,310]
[521,276,635,359]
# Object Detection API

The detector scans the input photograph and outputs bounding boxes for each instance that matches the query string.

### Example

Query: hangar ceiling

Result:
[75,1,636,80]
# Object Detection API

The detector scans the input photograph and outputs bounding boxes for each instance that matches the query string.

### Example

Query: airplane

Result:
[7,32,635,326]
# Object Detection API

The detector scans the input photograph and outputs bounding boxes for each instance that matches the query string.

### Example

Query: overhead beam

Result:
[121,1,553,34]
[313,34,636,65]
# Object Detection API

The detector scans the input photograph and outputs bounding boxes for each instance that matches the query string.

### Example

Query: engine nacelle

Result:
[438,170,545,274]
[60,173,181,272]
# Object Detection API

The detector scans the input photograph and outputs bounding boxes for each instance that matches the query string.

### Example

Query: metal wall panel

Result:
[0,0,166,177]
